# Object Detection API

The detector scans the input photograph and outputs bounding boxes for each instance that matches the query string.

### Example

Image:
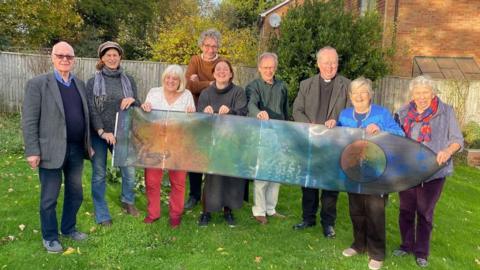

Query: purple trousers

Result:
[398,178,445,259]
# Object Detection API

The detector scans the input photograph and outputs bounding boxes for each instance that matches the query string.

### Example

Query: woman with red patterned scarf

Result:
[393,75,464,268]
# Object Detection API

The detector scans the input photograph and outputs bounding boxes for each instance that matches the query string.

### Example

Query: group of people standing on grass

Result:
[22,28,463,270]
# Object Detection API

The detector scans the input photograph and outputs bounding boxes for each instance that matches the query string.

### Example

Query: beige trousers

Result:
[251,180,280,216]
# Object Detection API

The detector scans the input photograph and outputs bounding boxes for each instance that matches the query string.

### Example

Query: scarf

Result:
[402,96,439,142]
[93,66,134,111]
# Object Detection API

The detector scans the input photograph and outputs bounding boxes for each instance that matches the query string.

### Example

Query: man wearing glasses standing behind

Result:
[22,41,92,253]
[292,46,350,238]
[184,29,223,209]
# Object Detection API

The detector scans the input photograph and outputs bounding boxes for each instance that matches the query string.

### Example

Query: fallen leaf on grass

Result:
[18,224,25,231]
[308,245,313,250]
[77,247,81,254]
[475,258,480,265]
[85,212,92,216]
[90,227,96,233]
[7,188,13,193]
[62,247,76,255]
[255,256,262,263]
[216,247,224,252]
[33,230,38,234]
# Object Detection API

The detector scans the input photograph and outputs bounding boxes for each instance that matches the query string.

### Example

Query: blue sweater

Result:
[338,104,404,136]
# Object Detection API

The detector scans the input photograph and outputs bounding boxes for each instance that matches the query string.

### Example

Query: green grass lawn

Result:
[1,113,479,269]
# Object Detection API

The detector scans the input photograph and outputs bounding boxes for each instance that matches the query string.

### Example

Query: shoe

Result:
[368,259,383,270]
[170,217,181,228]
[393,249,408,257]
[63,231,88,241]
[122,202,140,217]
[292,221,315,230]
[323,225,336,238]
[198,213,211,227]
[254,216,268,224]
[342,247,358,257]
[185,197,198,209]
[143,217,158,224]
[267,212,286,218]
[42,239,63,253]
[99,220,112,227]
[416,258,428,267]
[224,212,236,227]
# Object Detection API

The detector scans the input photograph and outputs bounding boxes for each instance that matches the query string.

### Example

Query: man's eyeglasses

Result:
[54,54,75,61]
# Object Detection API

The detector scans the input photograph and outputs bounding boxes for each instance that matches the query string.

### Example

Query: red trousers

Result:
[144,168,186,222]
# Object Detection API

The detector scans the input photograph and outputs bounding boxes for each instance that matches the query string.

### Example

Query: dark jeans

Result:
[39,143,84,241]
[188,172,203,201]
[398,178,445,259]
[349,193,387,261]
[301,187,339,227]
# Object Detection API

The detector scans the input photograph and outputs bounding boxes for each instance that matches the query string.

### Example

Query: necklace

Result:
[352,106,371,124]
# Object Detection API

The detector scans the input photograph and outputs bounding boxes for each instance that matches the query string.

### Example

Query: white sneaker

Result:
[368,259,383,270]
[342,247,358,257]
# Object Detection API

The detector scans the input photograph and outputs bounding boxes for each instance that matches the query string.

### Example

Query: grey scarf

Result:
[93,66,134,111]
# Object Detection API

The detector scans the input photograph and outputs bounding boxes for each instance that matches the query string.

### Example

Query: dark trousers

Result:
[349,193,387,261]
[398,178,445,259]
[188,172,203,201]
[301,187,339,227]
[39,143,84,241]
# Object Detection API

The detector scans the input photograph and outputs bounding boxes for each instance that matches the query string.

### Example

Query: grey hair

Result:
[316,46,338,62]
[198,28,221,48]
[349,76,374,98]
[162,64,186,93]
[51,41,74,56]
[258,52,278,67]
[409,75,437,95]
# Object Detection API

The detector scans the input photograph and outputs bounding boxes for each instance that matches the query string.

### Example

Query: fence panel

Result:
[0,52,257,113]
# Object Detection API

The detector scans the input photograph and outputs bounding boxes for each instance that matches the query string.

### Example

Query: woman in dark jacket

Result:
[197,59,248,227]
[86,41,140,226]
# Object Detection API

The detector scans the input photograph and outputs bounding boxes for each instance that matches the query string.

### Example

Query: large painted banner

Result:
[113,108,442,194]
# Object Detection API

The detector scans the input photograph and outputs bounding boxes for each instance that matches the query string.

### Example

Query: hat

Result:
[97,41,123,58]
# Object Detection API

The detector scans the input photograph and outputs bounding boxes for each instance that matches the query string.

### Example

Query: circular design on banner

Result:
[340,140,387,183]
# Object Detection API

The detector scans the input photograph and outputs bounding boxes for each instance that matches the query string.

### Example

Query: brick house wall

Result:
[259,0,480,77]
[385,0,480,76]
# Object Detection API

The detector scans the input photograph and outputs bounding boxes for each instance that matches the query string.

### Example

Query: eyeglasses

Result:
[351,91,370,96]
[202,44,218,50]
[54,54,75,61]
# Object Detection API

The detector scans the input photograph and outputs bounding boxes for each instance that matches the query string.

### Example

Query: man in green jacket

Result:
[246,52,289,224]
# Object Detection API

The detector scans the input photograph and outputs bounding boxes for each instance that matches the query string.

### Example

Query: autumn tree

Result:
[150,1,258,66]
[74,0,170,59]
[0,0,83,51]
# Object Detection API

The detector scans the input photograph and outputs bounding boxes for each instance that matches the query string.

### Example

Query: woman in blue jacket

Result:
[326,77,404,270]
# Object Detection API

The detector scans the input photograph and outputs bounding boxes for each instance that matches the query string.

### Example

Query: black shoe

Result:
[198,213,211,227]
[224,212,236,227]
[292,221,315,230]
[185,197,198,209]
[323,225,336,238]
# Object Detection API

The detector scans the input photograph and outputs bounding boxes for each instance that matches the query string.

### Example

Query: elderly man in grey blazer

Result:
[22,41,92,253]
[292,46,350,238]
